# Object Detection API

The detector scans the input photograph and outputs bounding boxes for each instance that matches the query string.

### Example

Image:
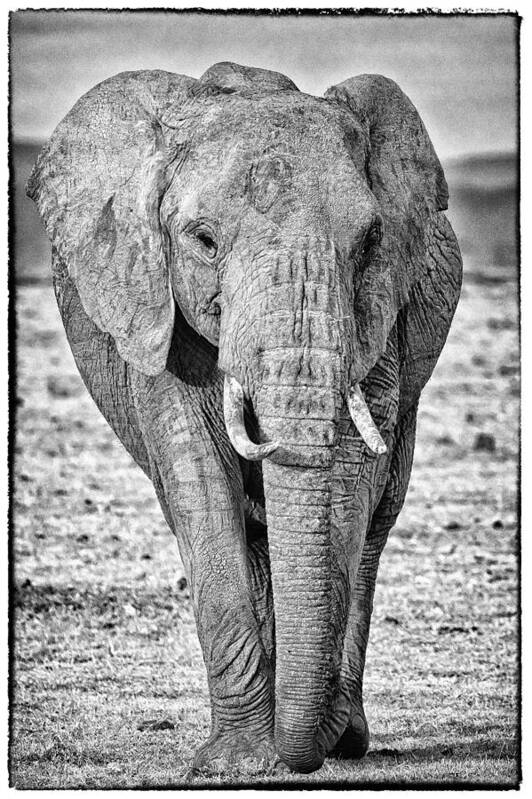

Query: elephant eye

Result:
[354,218,382,266]
[195,229,217,256]
[364,218,383,251]
[185,222,219,260]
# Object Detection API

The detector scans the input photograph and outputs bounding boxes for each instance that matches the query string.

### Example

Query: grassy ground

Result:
[10,265,519,788]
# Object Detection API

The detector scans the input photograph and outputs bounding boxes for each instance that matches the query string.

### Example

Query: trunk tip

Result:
[279,752,325,775]
[275,729,326,774]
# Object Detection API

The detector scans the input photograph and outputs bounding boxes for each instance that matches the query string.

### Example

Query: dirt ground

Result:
[10,265,519,788]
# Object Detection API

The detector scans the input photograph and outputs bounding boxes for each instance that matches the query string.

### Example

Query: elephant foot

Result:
[191,729,279,777]
[331,709,370,760]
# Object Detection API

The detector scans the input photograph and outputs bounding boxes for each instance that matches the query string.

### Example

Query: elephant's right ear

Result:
[27,70,196,376]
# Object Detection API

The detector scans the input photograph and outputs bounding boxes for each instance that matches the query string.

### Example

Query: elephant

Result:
[27,61,462,777]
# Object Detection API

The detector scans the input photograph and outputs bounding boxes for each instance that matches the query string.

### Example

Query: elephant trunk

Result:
[252,347,352,772]
[219,240,381,771]
[264,460,349,772]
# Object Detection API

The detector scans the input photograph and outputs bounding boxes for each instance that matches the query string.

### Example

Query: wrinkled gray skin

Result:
[28,62,462,776]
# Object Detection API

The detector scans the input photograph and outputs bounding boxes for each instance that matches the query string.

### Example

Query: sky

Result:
[10,10,518,160]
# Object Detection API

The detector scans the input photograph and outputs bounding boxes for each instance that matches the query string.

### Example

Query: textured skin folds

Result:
[29,62,462,776]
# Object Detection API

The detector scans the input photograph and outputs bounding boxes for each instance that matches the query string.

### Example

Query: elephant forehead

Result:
[166,95,374,230]
[183,106,367,210]
[191,93,367,167]
[248,154,292,214]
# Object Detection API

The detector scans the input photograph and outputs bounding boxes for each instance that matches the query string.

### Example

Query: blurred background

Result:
[11,10,518,283]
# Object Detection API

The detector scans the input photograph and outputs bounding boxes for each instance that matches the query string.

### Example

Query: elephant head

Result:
[28,61,453,772]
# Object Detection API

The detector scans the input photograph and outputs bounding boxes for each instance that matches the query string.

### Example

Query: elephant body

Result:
[28,62,462,775]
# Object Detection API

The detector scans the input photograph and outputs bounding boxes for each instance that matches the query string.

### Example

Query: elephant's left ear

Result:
[325,74,450,380]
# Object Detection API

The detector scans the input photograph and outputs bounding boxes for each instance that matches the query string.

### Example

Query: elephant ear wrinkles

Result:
[324,74,449,381]
[27,69,197,376]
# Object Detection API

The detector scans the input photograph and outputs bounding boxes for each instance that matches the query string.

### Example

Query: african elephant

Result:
[27,61,462,776]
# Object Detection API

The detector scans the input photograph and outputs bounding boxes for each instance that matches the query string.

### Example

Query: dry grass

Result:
[10,268,519,788]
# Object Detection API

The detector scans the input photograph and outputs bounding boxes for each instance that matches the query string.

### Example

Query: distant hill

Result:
[11,140,51,285]
[443,152,517,274]
[11,141,518,285]
[444,152,517,193]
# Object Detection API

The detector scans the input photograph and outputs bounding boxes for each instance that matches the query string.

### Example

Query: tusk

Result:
[223,375,279,461]
[347,384,388,455]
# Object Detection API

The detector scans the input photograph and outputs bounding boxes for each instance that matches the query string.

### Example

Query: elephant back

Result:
[199,61,299,94]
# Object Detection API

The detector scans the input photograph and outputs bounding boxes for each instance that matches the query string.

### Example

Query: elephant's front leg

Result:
[131,370,276,776]
[334,403,418,760]
[246,521,275,667]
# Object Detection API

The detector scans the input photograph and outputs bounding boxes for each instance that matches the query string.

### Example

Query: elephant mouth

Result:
[223,372,386,464]
[244,495,267,528]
